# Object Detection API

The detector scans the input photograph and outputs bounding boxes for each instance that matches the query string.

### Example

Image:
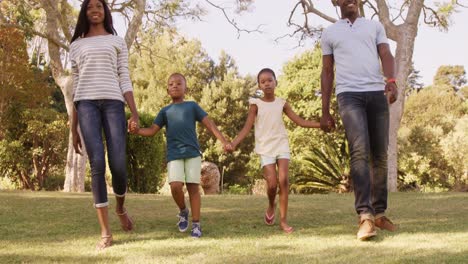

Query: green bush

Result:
[126,112,165,193]
[225,184,249,195]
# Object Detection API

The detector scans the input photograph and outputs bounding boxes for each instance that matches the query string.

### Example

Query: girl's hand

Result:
[320,113,335,132]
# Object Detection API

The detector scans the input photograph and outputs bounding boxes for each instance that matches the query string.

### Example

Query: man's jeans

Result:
[76,100,128,208]
[337,91,389,216]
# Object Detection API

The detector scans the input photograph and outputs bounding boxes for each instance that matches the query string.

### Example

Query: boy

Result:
[130,73,230,238]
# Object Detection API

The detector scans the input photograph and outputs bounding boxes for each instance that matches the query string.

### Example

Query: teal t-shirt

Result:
[154,101,208,162]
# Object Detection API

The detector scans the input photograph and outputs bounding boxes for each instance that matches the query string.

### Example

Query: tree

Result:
[130,30,214,114]
[0,0,202,191]
[282,0,467,191]
[0,27,50,138]
[433,65,467,91]
[398,83,467,191]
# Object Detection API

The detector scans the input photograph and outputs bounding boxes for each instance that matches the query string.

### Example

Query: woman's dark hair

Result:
[70,0,117,43]
[257,68,277,83]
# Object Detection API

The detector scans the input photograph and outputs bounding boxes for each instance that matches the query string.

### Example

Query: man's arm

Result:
[378,43,398,104]
[320,54,336,132]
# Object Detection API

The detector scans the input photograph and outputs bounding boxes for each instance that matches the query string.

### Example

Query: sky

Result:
[170,0,468,86]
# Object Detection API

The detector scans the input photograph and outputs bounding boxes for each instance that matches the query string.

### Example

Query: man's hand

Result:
[385,82,398,104]
[320,113,336,133]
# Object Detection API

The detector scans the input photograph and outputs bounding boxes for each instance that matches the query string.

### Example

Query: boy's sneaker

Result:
[177,208,189,232]
[191,223,202,238]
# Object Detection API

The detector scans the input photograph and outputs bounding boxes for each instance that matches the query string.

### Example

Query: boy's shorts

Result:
[167,156,202,184]
[260,153,290,167]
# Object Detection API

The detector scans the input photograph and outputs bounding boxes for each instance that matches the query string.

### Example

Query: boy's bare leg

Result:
[277,159,292,232]
[186,183,201,222]
[263,164,278,217]
[170,182,186,210]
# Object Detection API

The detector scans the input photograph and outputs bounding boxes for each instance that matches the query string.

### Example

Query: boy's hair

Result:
[71,0,117,43]
[168,73,187,84]
[257,68,276,83]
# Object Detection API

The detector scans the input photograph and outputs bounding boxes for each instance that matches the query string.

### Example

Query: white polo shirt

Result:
[321,17,388,94]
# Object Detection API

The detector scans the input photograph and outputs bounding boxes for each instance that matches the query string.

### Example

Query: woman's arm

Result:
[124,91,139,128]
[71,107,82,154]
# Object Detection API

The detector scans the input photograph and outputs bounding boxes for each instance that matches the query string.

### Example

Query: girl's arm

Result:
[201,117,229,146]
[231,104,257,149]
[283,102,320,128]
[133,124,161,137]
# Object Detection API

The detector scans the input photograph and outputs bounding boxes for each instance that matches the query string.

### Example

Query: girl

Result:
[230,68,320,233]
[70,0,138,250]
[129,73,230,238]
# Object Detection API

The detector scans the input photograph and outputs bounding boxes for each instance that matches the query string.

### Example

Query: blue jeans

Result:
[337,91,389,216]
[76,100,128,207]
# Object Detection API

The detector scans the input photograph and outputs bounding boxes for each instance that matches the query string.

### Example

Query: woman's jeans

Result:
[76,100,128,208]
[337,91,389,217]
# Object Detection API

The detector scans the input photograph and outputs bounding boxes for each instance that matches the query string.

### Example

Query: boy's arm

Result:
[134,124,161,137]
[201,116,229,145]
[231,104,257,148]
[283,102,320,128]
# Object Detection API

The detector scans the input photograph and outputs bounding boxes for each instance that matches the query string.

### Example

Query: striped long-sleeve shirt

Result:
[70,34,133,102]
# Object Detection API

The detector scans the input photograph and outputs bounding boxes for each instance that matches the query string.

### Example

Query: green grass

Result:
[0,191,467,263]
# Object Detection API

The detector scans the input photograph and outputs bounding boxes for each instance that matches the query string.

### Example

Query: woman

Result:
[69,0,138,250]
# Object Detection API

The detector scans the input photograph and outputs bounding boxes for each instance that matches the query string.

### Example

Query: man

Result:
[320,0,398,240]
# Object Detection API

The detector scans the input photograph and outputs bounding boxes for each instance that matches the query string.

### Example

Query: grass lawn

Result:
[0,191,467,263]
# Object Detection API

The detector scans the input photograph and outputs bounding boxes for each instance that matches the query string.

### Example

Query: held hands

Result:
[223,142,235,153]
[385,82,398,104]
[127,114,139,134]
[320,113,336,133]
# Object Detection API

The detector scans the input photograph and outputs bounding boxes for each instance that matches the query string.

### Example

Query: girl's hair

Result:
[257,68,277,83]
[70,0,117,43]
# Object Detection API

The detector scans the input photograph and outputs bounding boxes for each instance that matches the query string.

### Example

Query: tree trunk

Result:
[63,132,87,192]
[59,76,88,192]
[387,24,418,191]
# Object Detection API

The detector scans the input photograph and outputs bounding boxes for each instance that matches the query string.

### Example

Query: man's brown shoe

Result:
[375,216,397,231]
[357,219,377,240]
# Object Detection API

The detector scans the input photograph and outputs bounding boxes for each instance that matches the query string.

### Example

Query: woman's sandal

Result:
[116,209,134,232]
[96,235,113,251]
